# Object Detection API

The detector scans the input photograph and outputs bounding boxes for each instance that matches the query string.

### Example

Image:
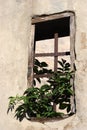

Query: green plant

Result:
[48,59,74,113]
[33,59,52,85]
[7,59,74,121]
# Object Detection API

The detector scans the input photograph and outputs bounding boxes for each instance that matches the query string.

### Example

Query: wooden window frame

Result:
[28,11,76,113]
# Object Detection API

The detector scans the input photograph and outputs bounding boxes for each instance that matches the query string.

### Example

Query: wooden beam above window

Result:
[32,11,74,24]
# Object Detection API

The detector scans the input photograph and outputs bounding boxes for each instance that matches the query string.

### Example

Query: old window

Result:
[29,11,76,114]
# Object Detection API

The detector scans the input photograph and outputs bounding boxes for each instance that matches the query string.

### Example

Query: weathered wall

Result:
[27,0,87,130]
[1,0,87,130]
[0,0,32,130]
[32,0,68,15]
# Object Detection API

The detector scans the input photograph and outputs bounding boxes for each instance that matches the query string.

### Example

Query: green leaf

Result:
[58,61,64,67]
[62,59,66,64]
[67,104,71,113]
[33,79,36,86]
[40,62,48,67]
[36,78,41,83]
[67,88,74,95]
[34,59,41,67]
[65,63,70,68]
[59,103,68,110]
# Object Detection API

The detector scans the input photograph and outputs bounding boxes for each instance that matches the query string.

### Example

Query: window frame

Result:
[28,11,76,114]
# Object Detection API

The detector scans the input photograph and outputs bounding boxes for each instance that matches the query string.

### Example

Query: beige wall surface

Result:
[0,0,87,130]
[0,0,32,130]
[32,0,68,15]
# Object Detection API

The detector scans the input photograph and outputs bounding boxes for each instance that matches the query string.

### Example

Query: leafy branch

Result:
[7,59,75,121]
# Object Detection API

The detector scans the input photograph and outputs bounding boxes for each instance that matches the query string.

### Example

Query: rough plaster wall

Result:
[26,0,87,130]
[32,0,68,15]
[68,0,87,129]
[0,0,32,130]
[1,0,87,130]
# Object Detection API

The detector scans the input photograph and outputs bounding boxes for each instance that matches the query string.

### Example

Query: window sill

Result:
[28,114,74,123]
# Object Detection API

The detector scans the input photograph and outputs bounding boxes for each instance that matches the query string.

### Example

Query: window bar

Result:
[54,33,58,72]
[35,51,70,57]
[53,33,58,111]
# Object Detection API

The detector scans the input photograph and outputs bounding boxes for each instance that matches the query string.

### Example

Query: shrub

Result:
[7,59,74,121]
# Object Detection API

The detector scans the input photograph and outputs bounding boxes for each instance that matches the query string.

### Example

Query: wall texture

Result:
[0,0,87,130]
[0,0,32,130]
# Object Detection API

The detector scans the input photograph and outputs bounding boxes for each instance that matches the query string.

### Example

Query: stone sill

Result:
[24,115,76,130]
[29,114,70,123]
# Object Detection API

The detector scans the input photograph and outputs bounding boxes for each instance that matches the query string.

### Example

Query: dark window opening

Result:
[35,17,70,41]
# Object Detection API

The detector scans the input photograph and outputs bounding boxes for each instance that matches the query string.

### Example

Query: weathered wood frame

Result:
[29,11,76,113]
